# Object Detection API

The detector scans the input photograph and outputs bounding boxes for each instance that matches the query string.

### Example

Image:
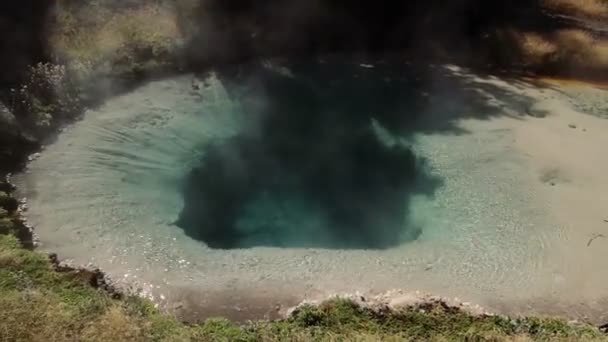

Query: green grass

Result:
[0,181,606,341]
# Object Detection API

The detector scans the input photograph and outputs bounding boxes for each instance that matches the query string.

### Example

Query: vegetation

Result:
[3,0,608,140]
[1,1,608,340]
[7,62,84,135]
[50,0,184,78]
[2,0,191,141]
[543,0,608,19]
[512,28,608,75]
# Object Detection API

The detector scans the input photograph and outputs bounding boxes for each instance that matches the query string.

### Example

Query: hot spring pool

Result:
[16,61,608,322]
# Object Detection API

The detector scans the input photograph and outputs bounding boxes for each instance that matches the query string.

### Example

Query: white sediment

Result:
[15,64,608,322]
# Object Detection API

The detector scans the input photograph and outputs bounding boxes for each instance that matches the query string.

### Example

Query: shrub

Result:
[7,63,83,132]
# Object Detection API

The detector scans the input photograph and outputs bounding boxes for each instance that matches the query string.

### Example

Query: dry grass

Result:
[517,29,608,71]
[517,32,559,65]
[554,29,608,67]
[80,307,146,342]
[49,1,183,76]
[0,291,74,342]
[543,0,608,19]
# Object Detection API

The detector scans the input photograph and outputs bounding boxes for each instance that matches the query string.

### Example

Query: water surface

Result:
[17,61,608,322]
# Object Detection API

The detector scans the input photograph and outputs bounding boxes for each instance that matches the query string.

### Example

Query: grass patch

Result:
[286,299,604,341]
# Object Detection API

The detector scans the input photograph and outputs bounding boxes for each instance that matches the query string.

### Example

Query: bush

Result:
[7,63,83,133]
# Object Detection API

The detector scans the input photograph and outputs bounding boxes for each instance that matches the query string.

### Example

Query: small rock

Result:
[526,103,549,118]
[388,294,424,309]
[568,124,577,129]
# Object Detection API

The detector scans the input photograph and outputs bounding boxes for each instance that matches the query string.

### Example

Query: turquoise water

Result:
[175,62,438,249]
[17,61,559,319]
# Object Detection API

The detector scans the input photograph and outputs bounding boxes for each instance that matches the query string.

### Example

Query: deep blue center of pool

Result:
[176,61,442,249]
